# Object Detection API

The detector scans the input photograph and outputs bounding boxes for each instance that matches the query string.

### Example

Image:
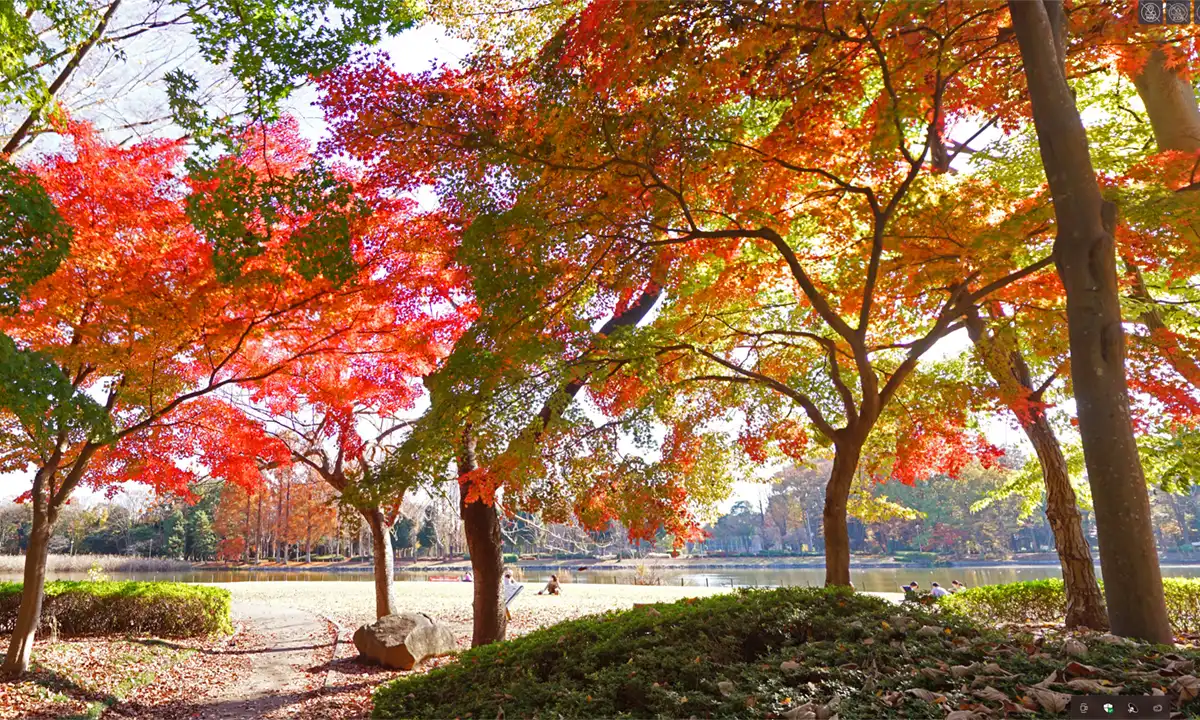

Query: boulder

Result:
[353,612,457,670]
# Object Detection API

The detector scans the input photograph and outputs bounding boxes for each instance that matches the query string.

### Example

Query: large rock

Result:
[353,612,457,670]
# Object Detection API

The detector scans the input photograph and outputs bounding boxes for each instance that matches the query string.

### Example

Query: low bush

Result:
[1163,578,1200,635]
[372,585,1200,719]
[937,579,1067,624]
[0,581,232,638]
[939,578,1200,635]
[502,553,520,564]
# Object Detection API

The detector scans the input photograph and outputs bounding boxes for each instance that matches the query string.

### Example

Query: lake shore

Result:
[209,580,741,642]
[197,551,1200,575]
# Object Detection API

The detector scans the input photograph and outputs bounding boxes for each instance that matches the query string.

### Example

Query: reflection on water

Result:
[6,564,1200,591]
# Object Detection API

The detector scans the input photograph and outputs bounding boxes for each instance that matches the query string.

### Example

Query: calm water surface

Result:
[9,565,1200,593]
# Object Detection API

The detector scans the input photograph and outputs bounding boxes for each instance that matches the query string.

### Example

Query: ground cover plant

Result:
[0,582,232,638]
[373,586,1200,719]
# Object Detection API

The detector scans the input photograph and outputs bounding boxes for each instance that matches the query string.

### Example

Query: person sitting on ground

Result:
[951,579,966,593]
[930,581,950,598]
[461,570,473,582]
[537,574,561,595]
[901,581,920,600]
[502,569,524,621]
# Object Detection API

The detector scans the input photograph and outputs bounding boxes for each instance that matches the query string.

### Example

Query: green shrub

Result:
[0,581,232,638]
[1161,578,1200,634]
[372,585,1200,719]
[502,553,519,564]
[937,579,1066,624]
[939,578,1200,635]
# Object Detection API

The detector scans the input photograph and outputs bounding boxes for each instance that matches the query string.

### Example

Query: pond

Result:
[8,564,1200,593]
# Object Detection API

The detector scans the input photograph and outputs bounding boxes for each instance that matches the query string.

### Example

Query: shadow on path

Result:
[142,601,337,720]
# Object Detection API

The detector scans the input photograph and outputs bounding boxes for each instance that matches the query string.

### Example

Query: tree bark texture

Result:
[1127,45,1200,391]
[823,442,862,587]
[458,427,507,647]
[1133,48,1200,153]
[361,507,398,619]
[1009,0,1173,643]
[967,314,1108,630]
[2,503,52,673]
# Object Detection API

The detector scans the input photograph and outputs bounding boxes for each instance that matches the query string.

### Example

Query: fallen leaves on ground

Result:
[0,631,248,719]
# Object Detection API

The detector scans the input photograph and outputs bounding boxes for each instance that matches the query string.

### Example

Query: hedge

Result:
[372,585,1200,719]
[0,581,233,638]
[938,578,1200,635]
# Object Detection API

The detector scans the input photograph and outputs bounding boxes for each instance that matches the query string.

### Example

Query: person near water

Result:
[461,570,473,582]
[951,580,966,593]
[502,569,524,621]
[930,582,950,598]
[901,581,920,600]
[538,574,561,595]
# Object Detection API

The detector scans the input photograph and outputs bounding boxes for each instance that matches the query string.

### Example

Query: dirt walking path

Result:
[188,601,336,719]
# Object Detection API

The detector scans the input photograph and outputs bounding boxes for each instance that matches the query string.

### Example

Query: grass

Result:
[373,585,1200,719]
[0,554,193,574]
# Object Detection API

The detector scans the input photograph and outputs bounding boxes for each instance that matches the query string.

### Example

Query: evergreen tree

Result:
[166,509,187,560]
[188,510,217,560]
[417,508,438,557]
[391,516,415,555]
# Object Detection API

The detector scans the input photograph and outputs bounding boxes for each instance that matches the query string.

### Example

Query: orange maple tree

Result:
[0,116,449,672]
[320,2,1053,592]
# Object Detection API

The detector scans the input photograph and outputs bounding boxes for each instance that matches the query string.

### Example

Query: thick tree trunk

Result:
[458,428,506,646]
[823,442,862,587]
[360,507,397,618]
[1009,0,1173,643]
[1126,46,1200,391]
[1133,48,1200,153]
[3,505,52,674]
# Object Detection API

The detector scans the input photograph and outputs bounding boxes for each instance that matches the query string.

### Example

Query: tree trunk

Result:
[3,504,52,674]
[1009,0,1173,643]
[282,476,291,566]
[1027,413,1109,629]
[360,507,397,618]
[255,493,263,563]
[966,313,1108,629]
[1125,261,1200,391]
[458,427,506,646]
[1172,495,1192,549]
[243,493,251,563]
[823,442,862,587]
[1132,48,1200,153]
[1126,45,1200,391]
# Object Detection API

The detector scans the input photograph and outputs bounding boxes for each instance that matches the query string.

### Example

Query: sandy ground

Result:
[189,602,335,719]
[210,580,735,641]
